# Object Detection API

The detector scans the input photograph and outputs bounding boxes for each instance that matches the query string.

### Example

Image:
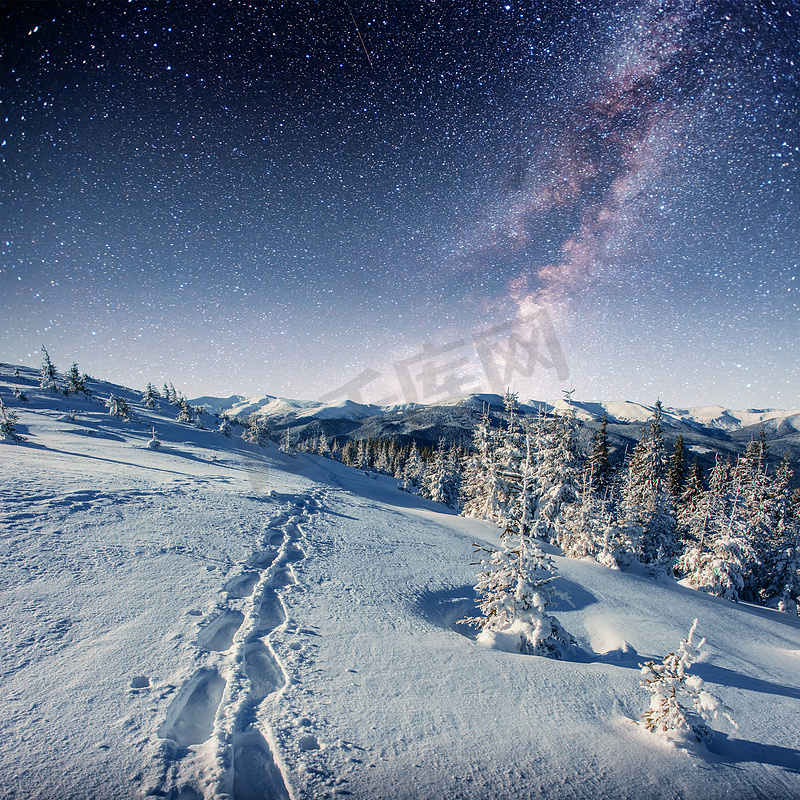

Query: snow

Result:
[194,389,800,439]
[2,363,800,800]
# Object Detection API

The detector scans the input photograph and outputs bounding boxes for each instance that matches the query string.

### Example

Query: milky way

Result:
[2,1,798,407]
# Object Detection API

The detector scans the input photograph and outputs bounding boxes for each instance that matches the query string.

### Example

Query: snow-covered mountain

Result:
[196,389,800,434]
[2,362,800,800]
[194,389,800,479]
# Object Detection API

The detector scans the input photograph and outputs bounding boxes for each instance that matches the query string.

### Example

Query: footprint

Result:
[257,591,285,632]
[225,571,261,599]
[284,546,304,563]
[130,676,150,690]
[158,668,226,747]
[272,570,295,588]
[244,641,285,699]
[232,730,290,800]
[298,734,320,751]
[196,610,245,652]
[248,549,278,569]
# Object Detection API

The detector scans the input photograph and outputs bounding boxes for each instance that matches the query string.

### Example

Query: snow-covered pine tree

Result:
[147,428,161,450]
[279,429,295,455]
[421,438,460,508]
[401,441,425,492]
[588,412,613,491]
[668,434,687,502]
[65,363,87,395]
[13,386,28,402]
[462,435,575,658]
[560,466,632,567]
[677,457,759,603]
[620,401,678,566]
[243,413,269,446]
[461,408,507,523]
[106,394,132,420]
[640,619,735,742]
[142,383,161,408]
[493,391,526,522]
[760,455,800,614]
[177,398,193,424]
[40,347,59,391]
[529,393,583,547]
[0,402,27,442]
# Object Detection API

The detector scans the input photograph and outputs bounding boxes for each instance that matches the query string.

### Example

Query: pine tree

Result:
[65,363,87,394]
[106,394,132,420]
[589,412,613,490]
[421,439,461,508]
[529,393,583,547]
[243,413,269,445]
[640,619,735,742]
[0,401,27,442]
[620,401,678,565]
[279,429,295,455]
[668,435,687,502]
[401,441,425,492]
[40,346,58,391]
[677,458,759,603]
[177,398,194,424]
[461,441,576,659]
[142,383,161,408]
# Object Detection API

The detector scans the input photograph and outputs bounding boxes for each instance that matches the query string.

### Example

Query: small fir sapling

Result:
[0,402,26,442]
[640,619,735,742]
[13,386,28,402]
[106,394,132,420]
[142,383,161,408]
[40,346,59,391]
[177,398,193,424]
[65,363,87,394]
[147,428,161,450]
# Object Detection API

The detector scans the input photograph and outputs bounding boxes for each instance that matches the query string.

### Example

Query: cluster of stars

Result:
[1,0,798,407]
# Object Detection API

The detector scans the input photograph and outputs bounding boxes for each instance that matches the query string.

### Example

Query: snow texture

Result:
[1,363,800,800]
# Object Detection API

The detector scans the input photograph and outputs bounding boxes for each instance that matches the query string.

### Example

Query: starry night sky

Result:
[2,1,798,408]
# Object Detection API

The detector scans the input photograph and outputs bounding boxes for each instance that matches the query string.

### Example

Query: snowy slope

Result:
[2,364,800,800]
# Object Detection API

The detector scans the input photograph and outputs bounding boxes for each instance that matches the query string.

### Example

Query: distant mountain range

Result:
[193,391,800,479]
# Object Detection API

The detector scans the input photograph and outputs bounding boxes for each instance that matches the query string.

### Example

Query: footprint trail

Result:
[151,490,324,800]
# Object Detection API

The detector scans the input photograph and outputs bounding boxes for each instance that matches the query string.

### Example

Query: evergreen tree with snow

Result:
[243,413,269,446]
[421,438,461,509]
[217,416,232,437]
[561,468,632,567]
[620,401,678,565]
[142,383,161,408]
[106,394,132,420]
[640,619,735,742]
[401,441,425,492]
[677,457,759,603]
[279,429,295,455]
[589,412,613,491]
[177,398,194,424]
[0,401,26,442]
[529,393,583,547]
[462,408,507,523]
[39,347,59,391]
[462,435,575,658]
[65,363,87,395]
[668,435,687,502]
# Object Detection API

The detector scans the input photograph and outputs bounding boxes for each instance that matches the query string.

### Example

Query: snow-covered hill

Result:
[196,389,800,435]
[2,364,800,800]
